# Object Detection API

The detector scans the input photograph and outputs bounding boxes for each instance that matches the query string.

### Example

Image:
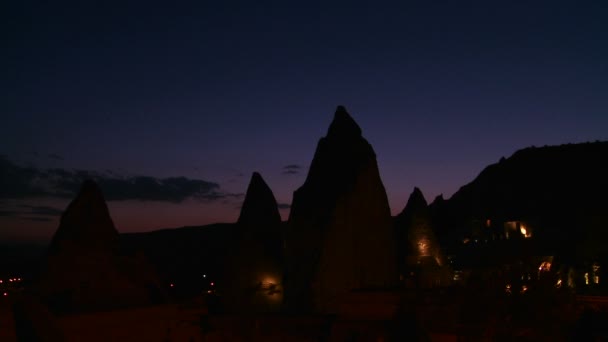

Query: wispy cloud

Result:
[0,204,63,221]
[282,164,302,175]
[277,203,291,210]
[17,205,63,216]
[22,216,53,222]
[0,155,236,203]
[0,210,20,217]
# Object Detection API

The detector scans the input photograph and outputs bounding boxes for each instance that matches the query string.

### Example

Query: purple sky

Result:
[2,1,607,242]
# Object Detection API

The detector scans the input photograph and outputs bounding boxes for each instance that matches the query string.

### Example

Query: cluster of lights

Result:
[505,283,529,294]
[206,280,215,294]
[167,275,216,295]
[0,277,22,284]
[0,277,22,298]
[538,262,551,272]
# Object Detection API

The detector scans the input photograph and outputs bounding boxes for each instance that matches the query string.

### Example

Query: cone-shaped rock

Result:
[285,106,396,312]
[32,180,164,313]
[238,172,282,229]
[395,188,445,273]
[223,172,284,312]
[48,180,119,255]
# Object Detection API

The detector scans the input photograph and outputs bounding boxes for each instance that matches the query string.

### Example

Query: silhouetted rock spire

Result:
[223,172,284,313]
[326,105,362,138]
[49,180,118,254]
[395,187,444,270]
[285,106,396,312]
[31,180,164,313]
[238,171,281,228]
[400,187,428,216]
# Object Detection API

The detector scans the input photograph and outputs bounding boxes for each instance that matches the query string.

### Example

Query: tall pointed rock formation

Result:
[285,106,396,312]
[239,172,282,226]
[395,188,446,284]
[48,180,119,255]
[32,180,164,313]
[222,172,284,312]
[238,172,282,257]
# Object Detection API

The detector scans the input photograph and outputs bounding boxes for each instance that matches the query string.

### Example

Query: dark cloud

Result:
[0,155,233,203]
[17,205,63,216]
[282,164,302,175]
[0,204,62,221]
[0,210,20,217]
[277,203,291,210]
[48,153,64,161]
[96,176,222,202]
[22,217,53,222]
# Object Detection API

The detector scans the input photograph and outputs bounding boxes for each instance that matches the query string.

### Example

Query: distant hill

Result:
[121,223,240,295]
[120,173,287,303]
[432,141,608,260]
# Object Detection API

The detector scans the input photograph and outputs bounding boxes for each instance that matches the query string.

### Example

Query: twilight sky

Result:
[2,1,607,242]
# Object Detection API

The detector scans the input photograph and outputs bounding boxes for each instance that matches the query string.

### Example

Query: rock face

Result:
[395,188,445,274]
[433,141,608,257]
[285,106,397,312]
[32,180,164,313]
[222,172,284,312]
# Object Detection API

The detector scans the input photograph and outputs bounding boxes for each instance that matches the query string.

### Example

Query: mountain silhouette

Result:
[432,141,608,261]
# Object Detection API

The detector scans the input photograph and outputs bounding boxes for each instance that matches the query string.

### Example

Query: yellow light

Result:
[520,225,531,238]
[417,237,430,256]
